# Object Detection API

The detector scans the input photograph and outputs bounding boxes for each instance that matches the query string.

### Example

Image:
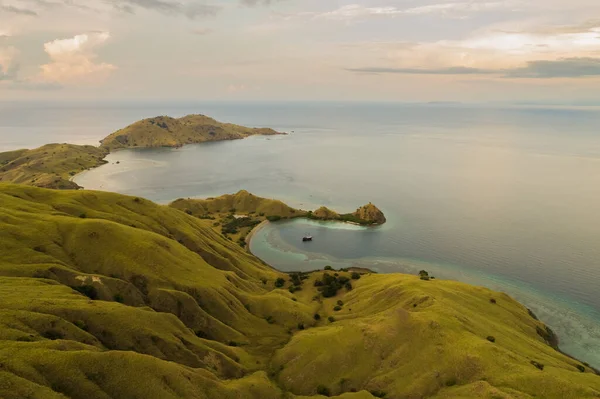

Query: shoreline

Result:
[245,219,270,253]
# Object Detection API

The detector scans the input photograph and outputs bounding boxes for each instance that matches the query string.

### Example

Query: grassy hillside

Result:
[100,114,283,151]
[0,144,108,189]
[1,183,599,398]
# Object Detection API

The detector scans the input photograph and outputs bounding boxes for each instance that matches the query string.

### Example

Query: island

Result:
[169,190,386,248]
[100,114,284,150]
[0,114,283,189]
[0,183,598,399]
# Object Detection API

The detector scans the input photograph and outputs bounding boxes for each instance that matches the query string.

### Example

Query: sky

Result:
[2,0,600,102]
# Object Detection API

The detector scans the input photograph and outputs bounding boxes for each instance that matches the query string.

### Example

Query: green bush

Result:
[486,336,496,343]
[490,298,497,304]
[297,323,305,330]
[73,320,87,331]
[337,300,344,306]
[43,330,64,340]
[314,313,321,320]
[275,278,286,288]
[345,282,353,291]
[228,341,238,347]
[113,293,124,303]
[316,385,330,396]
[333,306,342,312]
[577,364,585,372]
[370,390,387,398]
[324,266,333,271]
[328,316,335,322]
[445,378,457,387]
[351,272,361,280]
[266,215,282,222]
[72,285,98,300]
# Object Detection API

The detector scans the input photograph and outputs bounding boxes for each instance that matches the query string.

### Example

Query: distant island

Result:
[100,114,284,151]
[0,115,283,189]
[170,190,386,248]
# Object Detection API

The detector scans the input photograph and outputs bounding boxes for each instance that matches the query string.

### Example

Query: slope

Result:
[0,144,108,189]
[0,184,598,398]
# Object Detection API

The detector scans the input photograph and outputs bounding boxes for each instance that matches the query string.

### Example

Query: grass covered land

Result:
[0,144,108,189]
[2,183,598,398]
[100,114,283,151]
[170,190,386,248]
[0,114,281,190]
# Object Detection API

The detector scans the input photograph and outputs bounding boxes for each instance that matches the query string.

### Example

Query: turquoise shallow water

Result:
[2,101,600,366]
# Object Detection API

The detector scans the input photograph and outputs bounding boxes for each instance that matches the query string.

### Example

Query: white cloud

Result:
[40,31,117,84]
[311,1,518,21]
[0,46,19,81]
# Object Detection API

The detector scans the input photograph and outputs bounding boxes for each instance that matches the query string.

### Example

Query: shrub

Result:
[43,330,64,340]
[79,213,87,219]
[530,360,544,370]
[322,285,338,298]
[113,293,124,303]
[260,278,267,285]
[337,300,344,306]
[266,215,282,222]
[370,390,387,398]
[324,266,333,271]
[297,323,305,330]
[345,282,353,291]
[259,212,265,216]
[316,385,330,396]
[314,313,321,320]
[351,272,361,280]
[490,298,497,304]
[289,285,300,293]
[185,209,193,215]
[72,285,98,300]
[275,278,286,288]
[328,316,335,322]
[445,378,457,387]
[228,341,238,347]
[334,306,342,312]
[73,320,87,331]
[338,276,349,284]
[266,316,275,324]
[486,336,496,343]
[577,364,586,372]
[195,330,208,339]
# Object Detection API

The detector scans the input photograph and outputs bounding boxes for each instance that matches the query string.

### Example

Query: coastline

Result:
[245,219,270,253]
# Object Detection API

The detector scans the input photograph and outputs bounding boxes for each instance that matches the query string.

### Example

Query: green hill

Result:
[0,144,108,189]
[100,114,283,150]
[1,183,599,398]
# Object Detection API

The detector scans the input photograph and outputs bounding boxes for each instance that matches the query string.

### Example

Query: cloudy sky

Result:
[2,0,600,102]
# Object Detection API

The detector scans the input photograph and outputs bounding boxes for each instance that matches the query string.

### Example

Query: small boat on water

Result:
[302,235,313,242]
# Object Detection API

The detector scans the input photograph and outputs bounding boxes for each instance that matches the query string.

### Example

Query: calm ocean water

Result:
[2,101,600,367]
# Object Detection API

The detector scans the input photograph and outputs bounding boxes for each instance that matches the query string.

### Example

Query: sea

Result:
[2,100,600,367]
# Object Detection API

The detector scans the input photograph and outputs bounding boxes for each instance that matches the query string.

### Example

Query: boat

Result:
[302,234,313,242]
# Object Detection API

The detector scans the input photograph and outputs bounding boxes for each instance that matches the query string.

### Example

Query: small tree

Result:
[351,272,361,280]
[275,278,285,288]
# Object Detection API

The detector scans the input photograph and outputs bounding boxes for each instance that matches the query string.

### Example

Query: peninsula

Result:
[1,183,598,399]
[169,190,386,247]
[0,115,283,189]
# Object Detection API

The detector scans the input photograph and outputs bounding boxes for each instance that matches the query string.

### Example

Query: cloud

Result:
[240,0,283,6]
[110,0,221,19]
[506,57,600,78]
[40,31,117,84]
[191,27,213,35]
[1,4,38,15]
[310,1,516,21]
[346,58,600,79]
[346,66,497,75]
